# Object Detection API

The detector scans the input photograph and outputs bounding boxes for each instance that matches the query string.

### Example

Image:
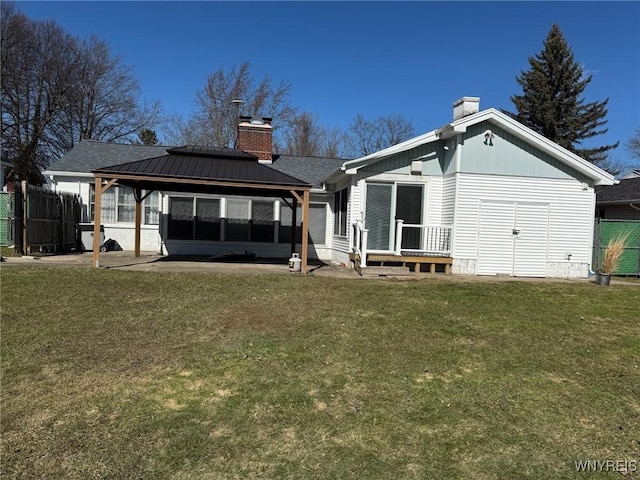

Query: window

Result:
[90,184,158,225]
[279,203,327,245]
[168,197,194,239]
[251,201,274,242]
[226,199,250,241]
[333,188,348,236]
[117,187,135,223]
[144,192,159,225]
[195,198,220,240]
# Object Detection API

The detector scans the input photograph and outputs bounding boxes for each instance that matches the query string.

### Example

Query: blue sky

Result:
[17,1,640,163]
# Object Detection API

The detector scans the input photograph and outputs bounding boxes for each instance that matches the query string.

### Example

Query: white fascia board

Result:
[340,131,440,174]
[453,109,616,186]
[45,170,93,178]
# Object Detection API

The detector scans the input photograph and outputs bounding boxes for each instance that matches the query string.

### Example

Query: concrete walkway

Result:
[0,251,359,278]
[2,251,638,285]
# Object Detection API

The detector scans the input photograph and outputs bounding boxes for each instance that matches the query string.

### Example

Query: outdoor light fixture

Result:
[484,130,494,146]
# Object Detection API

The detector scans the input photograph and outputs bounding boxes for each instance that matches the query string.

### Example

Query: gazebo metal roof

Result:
[90,145,313,271]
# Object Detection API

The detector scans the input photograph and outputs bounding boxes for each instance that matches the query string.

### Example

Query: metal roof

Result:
[91,145,314,198]
[46,140,345,189]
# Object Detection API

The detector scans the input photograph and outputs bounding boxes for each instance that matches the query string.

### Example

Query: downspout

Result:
[450,134,463,264]
[586,186,596,274]
[630,203,640,211]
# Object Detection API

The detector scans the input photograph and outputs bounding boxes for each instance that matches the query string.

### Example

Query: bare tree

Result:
[282,112,324,156]
[51,35,162,153]
[184,62,297,149]
[345,114,414,157]
[322,127,348,158]
[627,127,640,161]
[1,3,77,183]
[1,3,162,183]
[282,112,349,158]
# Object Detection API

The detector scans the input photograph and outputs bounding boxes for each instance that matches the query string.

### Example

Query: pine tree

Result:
[509,24,618,164]
[137,128,159,145]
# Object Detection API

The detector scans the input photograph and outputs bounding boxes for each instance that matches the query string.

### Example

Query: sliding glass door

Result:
[365,182,424,251]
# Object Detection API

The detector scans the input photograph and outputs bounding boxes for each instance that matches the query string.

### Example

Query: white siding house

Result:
[46,98,615,277]
[325,97,615,277]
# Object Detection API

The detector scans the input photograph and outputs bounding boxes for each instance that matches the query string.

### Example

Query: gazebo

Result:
[91,146,312,272]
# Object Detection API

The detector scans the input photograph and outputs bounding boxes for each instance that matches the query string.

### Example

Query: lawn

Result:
[1,266,639,479]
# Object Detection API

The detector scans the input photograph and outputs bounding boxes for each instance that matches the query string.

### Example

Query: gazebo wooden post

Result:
[290,195,297,256]
[92,176,103,268]
[301,189,310,274]
[290,189,310,274]
[134,186,142,257]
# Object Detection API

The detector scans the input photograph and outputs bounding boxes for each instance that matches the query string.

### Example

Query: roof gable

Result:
[337,108,615,186]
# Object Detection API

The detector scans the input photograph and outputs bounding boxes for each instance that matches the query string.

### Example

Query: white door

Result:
[513,203,549,277]
[478,201,517,276]
[477,201,549,277]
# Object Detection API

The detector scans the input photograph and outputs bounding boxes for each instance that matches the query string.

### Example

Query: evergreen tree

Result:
[508,24,618,164]
[137,128,159,145]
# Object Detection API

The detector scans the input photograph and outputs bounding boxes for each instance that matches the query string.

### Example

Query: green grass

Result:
[1,246,17,257]
[1,266,639,479]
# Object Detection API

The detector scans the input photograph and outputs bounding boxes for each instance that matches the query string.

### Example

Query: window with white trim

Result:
[90,184,159,225]
[333,188,348,237]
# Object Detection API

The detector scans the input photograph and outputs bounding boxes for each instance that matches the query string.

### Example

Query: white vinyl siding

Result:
[441,176,456,226]
[454,173,594,274]
[427,176,444,226]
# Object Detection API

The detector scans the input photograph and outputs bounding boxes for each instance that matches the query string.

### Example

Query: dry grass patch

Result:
[1,266,639,479]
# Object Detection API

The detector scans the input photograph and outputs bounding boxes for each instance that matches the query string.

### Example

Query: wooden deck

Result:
[349,252,452,275]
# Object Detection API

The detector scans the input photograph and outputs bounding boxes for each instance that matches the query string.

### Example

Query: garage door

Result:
[478,201,550,277]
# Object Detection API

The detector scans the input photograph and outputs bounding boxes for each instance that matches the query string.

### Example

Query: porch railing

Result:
[394,220,452,256]
[350,220,369,268]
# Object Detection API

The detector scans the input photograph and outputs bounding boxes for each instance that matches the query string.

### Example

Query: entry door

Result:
[477,201,549,277]
[396,184,424,249]
[365,183,424,251]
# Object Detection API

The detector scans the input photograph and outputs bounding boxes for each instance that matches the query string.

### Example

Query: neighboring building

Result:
[46,97,616,277]
[596,177,640,220]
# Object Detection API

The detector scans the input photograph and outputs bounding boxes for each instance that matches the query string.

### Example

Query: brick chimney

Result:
[237,116,273,164]
[453,97,480,121]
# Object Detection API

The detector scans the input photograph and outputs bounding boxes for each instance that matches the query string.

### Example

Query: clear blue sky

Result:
[17,1,640,163]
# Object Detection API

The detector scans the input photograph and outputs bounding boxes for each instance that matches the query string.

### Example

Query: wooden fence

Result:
[13,181,82,254]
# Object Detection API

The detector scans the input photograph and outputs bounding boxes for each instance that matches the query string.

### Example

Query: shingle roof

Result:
[46,140,346,189]
[46,140,170,173]
[596,177,640,204]
[271,154,346,189]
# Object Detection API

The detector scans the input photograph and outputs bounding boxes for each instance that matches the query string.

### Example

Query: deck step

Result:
[358,265,412,277]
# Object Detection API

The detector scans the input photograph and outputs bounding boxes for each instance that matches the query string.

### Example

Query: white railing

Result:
[394,220,452,256]
[350,220,369,268]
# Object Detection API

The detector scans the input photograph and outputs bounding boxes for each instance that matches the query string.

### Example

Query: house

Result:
[46,97,616,277]
[46,119,344,265]
[596,176,640,220]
